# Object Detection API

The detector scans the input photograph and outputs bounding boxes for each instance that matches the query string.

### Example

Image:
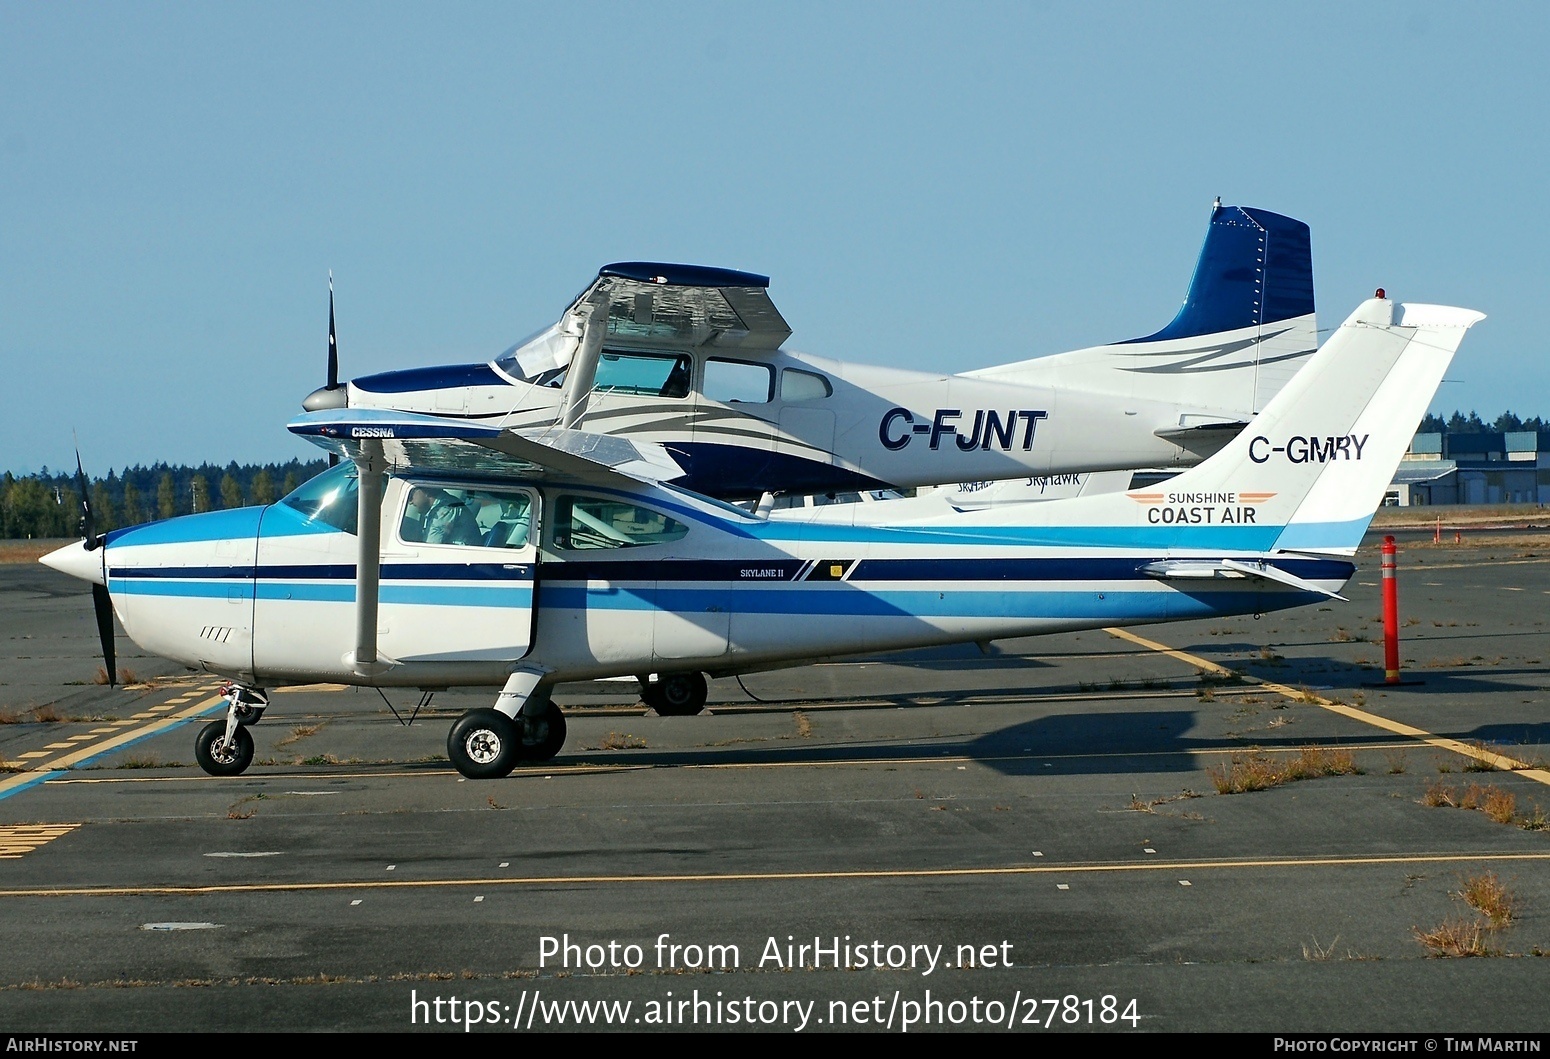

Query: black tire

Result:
[447,709,520,779]
[195,721,254,777]
[650,672,707,717]
[233,703,265,727]
[521,701,567,762]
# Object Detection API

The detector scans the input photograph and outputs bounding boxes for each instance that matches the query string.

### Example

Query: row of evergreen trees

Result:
[1,459,328,540]
[1418,411,1550,434]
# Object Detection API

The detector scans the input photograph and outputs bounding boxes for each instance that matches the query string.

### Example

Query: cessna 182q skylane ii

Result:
[43,295,1479,779]
[304,203,1317,500]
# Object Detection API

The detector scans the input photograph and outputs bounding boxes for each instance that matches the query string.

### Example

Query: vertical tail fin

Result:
[989,296,1483,553]
[1130,297,1482,554]
[969,203,1317,418]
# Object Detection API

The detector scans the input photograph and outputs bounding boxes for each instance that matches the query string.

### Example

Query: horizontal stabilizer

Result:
[1140,558,1346,600]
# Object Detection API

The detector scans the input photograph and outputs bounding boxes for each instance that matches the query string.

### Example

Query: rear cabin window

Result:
[780,368,832,401]
[554,496,688,551]
[705,359,774,404]
[595,351,691,398]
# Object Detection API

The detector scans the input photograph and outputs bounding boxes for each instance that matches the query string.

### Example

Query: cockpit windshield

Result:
[493,323,577,386]
[278,463,360,534]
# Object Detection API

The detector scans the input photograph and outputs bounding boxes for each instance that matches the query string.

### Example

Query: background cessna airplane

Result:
[44,294,1480,779]
[305,202,1317,500]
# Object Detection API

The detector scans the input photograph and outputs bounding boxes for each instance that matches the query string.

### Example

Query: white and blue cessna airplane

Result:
[42,294,1479,780]
[305,203,1318,500]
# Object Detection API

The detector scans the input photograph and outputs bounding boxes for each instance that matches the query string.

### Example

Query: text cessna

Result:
[1249,433,1370,464]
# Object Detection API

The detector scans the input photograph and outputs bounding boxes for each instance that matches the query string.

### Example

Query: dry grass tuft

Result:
[31,705,64,723]
[1208,746,1360,794]
[1302,935,1342,961]
[1459,873,1516,927]
[276,724,322,748]
[1414,918,1493,957]
[598,731,646,751]
[0,756,25,773]
[1420,781,1539,829]
[793,711,813,738]
[227,794,264,820]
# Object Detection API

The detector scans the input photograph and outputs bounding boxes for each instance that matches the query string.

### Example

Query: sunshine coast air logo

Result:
[1128,490,1276,525]
[880,408,1048,452]
[1248,433,1369,464]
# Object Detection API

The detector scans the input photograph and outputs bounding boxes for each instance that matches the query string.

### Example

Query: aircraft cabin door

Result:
[377,481,540,664]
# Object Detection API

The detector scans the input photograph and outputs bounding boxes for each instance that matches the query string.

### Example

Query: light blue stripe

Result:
[114,580,532,608]
[1274,516,1374,552]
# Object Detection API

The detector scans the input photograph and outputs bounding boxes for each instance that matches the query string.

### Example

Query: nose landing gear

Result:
[195,683,268,776]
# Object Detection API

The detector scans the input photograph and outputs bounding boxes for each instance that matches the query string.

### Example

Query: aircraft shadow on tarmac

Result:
[561,708,1470,778]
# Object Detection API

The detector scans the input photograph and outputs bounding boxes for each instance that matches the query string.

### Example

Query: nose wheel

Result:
[195,720,254,776]
[195,682,267,776]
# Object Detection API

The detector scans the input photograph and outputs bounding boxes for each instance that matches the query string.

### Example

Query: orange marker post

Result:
[1381,535,1401,684]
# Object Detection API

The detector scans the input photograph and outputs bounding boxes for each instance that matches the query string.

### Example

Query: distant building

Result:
[1387,431,1550,506]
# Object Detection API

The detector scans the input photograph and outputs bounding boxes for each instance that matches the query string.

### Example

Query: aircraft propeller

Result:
[72,447,117,687]
[302,273,347,464]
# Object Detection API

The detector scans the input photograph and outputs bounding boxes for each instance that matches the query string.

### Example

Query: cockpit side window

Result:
[399,484,537,549]
[595,351,692,398]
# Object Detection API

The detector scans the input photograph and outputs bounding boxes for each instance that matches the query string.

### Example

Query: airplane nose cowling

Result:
[303,385,349,411]
[39,540,106,586]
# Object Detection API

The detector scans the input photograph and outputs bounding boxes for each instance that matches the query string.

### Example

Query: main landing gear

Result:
[640,672,707,716]
[195,683,268,777]
[446,669,568,780]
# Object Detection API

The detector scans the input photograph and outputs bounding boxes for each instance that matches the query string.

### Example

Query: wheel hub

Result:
[465,729,502,764]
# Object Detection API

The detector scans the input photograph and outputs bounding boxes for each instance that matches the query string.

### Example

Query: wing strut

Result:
[558,300,608,430]
[352,440,387,677]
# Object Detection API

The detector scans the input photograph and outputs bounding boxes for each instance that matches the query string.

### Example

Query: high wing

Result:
[288,408,686,487]
[576,262,792,351]
[494,261,792,387]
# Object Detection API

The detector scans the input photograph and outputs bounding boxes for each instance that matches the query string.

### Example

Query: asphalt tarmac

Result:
[1,534,1547,1034]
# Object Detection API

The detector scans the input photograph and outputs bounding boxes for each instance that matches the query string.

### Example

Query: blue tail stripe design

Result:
[1126,204,1314,342]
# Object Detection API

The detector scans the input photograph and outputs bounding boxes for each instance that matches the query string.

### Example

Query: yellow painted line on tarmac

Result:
[17,752,50,760]
[0,695,225,798]
[0,824,80,860]
[1106,627,1550,785]
[2,850,1547,898]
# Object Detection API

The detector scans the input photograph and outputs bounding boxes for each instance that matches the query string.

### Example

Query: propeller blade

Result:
[327,273,340,467]
[73,446,100,550]
[91,582,116,687]
[327,271,339,391]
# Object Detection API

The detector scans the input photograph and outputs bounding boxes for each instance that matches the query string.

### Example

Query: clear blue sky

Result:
[3,2,1545,474]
